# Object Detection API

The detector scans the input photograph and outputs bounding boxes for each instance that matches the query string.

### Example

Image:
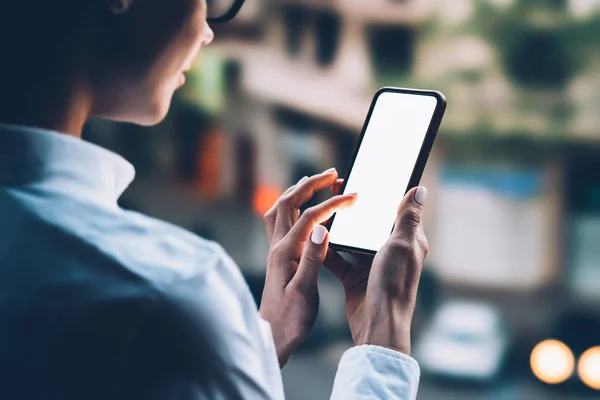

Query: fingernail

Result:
[343,193,359,201]
[297,176,308,185]
[322,167,337,175]
[311,225,328,245]
[414,186,428,206]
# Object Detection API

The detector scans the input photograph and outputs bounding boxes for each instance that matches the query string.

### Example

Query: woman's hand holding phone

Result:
[259,169,358,367]
[325,181,429,356]
[259,170,428,366]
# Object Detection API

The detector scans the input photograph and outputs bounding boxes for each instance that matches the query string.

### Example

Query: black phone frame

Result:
[326,86,447,256]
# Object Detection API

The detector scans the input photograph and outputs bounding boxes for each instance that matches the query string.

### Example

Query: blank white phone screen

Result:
[329,92,438,252]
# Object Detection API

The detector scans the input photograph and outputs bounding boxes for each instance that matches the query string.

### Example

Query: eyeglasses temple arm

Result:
[206,0,246,24]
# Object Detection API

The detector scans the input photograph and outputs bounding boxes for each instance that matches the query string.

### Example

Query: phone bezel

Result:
[326,86,447,256]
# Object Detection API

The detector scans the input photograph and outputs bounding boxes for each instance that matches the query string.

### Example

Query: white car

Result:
[414,300,509,382]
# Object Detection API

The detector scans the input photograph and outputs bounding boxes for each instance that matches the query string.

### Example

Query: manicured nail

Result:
[342,193,359,202]
[414,186,428,206]
[297,176,308,185]
[311,225,328,245]
[322,167,337,175]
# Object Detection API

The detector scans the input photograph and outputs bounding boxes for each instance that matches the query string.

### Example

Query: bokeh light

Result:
[530,340,575,384]
[253,186,282,216]
[578,346,600,390]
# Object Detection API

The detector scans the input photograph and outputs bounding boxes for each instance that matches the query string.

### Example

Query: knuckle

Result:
[399,207,422,229]
[263,209,274,222]
[277,196,293,210]
[383,237,426,269]
[269,241,286,258]
[302,249,322,266]
[378,236,427,306]
[302,206,318,220]
[417,233,429,257]
[385,238,415,259]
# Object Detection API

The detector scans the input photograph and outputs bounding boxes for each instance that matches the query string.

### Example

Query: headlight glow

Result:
[530,340,575,384]
[578,346,600,390]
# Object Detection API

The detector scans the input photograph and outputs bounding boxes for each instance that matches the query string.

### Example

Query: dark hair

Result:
[0,2,99,74]
[0,1,102,120]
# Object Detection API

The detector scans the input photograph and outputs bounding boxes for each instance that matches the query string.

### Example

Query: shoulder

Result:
[92,209,258,326]
[5,187,249,300]
[117,210,251,291]
[3,187,257,331]
[42,196,240,288]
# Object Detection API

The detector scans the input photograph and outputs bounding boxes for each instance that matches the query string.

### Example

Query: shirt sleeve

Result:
[119,264,285,400]
[330,345,421,400]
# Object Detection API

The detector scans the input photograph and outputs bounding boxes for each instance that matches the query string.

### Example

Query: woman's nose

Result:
[203,22,215,46]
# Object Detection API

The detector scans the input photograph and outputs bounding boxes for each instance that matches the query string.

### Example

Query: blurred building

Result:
[173,0,600,325]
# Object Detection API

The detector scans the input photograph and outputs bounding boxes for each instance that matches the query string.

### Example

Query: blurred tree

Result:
[528,0,567,10]
[501,27,574,88]
[476,0,583,89]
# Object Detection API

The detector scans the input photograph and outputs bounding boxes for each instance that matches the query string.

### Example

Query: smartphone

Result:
[327,87,446,255]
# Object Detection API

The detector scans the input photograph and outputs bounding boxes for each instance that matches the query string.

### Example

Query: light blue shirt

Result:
[0,124,420,399]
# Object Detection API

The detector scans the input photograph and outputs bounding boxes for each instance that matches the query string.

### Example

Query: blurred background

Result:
[84,0,600,398]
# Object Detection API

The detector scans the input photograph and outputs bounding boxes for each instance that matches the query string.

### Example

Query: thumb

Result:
[293,225,329,290]
[392,186,427,238]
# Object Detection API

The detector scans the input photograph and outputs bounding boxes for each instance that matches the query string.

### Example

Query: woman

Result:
[0,1,429,399]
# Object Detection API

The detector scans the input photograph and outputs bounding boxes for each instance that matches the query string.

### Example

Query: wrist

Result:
[354,311,413,356]
[272,331,295,368]
[366,343,411,356]
[359,331,412,357]
[259,309,293,367]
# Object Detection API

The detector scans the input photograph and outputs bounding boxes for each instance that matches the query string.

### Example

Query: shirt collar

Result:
[0,124,135,205]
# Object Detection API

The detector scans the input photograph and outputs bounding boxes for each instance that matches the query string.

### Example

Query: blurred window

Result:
[367,25,414,79]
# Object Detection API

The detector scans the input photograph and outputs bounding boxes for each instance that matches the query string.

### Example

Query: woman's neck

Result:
[0,76,91,137]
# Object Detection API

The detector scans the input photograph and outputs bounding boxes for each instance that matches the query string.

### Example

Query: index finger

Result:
[286,169,339,209]
[271,169,340,243]
[286,194,358,246]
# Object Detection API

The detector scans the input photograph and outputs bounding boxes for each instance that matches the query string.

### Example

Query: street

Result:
[282,343,598,400]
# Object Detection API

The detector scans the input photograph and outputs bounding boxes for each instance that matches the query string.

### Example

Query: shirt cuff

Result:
[331,345,420,400]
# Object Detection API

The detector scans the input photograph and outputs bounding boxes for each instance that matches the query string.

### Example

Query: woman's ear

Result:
[109,0,135,14]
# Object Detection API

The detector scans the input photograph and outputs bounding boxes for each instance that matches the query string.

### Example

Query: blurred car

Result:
[529,309,600,392]
[414,300,509,382]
